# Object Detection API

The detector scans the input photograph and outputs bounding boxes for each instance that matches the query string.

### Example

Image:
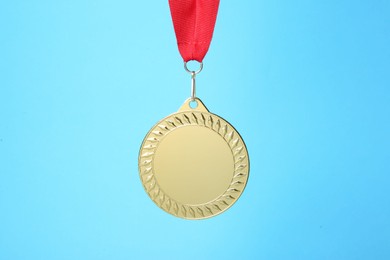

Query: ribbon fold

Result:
[169,0,220,62]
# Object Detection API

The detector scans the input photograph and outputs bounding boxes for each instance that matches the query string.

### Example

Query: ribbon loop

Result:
[169,0,220,62]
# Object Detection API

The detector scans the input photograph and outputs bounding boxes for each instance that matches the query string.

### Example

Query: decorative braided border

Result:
[139,111,249,219]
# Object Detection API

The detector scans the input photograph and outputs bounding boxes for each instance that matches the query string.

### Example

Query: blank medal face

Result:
[139,98,249,219]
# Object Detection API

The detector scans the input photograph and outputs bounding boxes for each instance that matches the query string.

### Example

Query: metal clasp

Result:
[184,61,203,101]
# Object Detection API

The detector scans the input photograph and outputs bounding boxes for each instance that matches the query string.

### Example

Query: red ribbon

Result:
[169,0,220,62]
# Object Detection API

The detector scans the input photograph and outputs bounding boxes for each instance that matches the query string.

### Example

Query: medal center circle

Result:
[153,124,234,205]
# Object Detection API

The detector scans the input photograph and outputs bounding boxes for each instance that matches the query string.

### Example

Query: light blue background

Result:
[1,1,389,259]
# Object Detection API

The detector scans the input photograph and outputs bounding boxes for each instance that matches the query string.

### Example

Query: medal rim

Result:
[138,98,250,220]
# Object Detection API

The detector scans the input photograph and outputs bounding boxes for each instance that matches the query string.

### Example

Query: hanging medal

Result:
[139,0,249,219]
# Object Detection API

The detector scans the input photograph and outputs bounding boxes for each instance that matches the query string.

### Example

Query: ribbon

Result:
[168,0,220,62]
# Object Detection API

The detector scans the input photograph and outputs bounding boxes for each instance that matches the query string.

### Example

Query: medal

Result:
[139,0,249,219]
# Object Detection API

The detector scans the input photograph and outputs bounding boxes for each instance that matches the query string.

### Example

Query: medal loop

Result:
[184,61,203,100]
[184,61,203,74]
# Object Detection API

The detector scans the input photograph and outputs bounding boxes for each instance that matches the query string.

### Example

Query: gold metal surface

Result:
[138,98,249,219]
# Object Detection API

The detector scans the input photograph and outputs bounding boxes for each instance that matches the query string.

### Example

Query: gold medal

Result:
[138,0,249,219]
[139,97,249,219]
